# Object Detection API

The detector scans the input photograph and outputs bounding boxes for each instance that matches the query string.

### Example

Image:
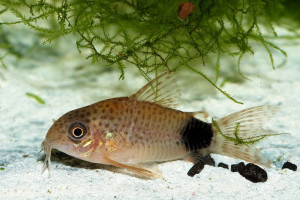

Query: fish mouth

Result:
[73,137,97,158]
[40,137,97,173]
[41,139,52,174]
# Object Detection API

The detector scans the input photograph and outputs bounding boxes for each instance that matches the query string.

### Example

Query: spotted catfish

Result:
[42,72,278,178]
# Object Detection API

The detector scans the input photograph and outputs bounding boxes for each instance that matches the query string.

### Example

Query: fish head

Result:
[42,106,105,173]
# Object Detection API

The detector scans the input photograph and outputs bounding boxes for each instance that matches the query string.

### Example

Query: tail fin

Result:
[210,105,279,167]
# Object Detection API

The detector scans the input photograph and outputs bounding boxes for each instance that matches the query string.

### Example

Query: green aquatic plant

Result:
[211,118,288,145]
[26,92,46,104]
[0,27,9,69]
[276,155,283,162]
[1,0,300,102]
[0,24,30,69]
[273,155,284,164]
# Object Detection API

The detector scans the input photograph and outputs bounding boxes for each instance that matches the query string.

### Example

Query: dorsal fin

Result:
[130,72,181,109]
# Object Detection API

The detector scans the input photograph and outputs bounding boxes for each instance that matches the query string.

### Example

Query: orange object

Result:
[178,2,195,20]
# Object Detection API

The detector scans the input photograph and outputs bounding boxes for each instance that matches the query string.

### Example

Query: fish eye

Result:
[67,122,88,141]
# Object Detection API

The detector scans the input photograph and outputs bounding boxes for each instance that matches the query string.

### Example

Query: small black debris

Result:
[187,161,204,177]
[187,154,216,177]
[239,163,268,183]
[218,163,229,169]
[231,162,245,172]
[282,162,297,171]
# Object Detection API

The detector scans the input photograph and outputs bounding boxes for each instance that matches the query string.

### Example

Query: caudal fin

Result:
[210,105,279,167]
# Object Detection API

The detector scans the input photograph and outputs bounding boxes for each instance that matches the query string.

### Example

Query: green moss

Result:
[26,92,46,104]
[1,0,299,102]
[275,155,283,163]
[212,118,288,145]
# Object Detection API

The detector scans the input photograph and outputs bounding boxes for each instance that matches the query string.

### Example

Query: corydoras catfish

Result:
[42,72,279,179]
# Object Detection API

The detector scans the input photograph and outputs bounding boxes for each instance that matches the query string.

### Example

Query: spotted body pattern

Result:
[43,72,278,178]
[71,97,190,162]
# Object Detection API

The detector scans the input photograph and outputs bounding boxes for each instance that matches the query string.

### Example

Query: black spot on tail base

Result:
[181,117,213,152]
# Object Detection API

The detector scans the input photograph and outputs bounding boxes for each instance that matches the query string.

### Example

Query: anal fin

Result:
[104,157,162,179]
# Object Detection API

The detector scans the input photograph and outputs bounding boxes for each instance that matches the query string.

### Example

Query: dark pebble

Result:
[187,161,204,177]
[231,162,245,172]
[239,163,268,183]
[218,163,229,169]
[187,154,216,177]
[282,162,297,171]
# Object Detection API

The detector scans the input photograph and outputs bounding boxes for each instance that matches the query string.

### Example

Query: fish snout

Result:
[41,139,51,154]
[41,138,52,174]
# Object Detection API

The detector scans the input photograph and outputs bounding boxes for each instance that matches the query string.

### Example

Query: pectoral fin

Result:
[104,157,162,179]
